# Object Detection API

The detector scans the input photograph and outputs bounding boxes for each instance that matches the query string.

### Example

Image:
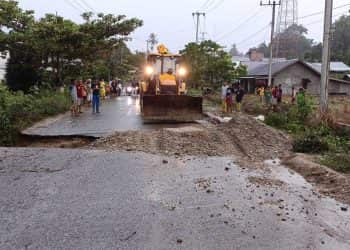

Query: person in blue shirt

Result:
[91,79,101,114]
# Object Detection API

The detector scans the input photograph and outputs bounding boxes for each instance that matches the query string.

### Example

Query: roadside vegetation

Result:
[262,96,350,174]
[202,89,350,174]
[0,86,71,146]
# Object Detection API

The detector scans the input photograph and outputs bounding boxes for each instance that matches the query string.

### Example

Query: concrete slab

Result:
[22,96,191,138]
[1,147,349,249]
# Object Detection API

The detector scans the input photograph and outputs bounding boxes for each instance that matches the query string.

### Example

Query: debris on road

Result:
[92,113,292,164]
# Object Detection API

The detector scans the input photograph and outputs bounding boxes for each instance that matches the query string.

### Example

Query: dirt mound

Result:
[220,113,292,161]
[91,126,242,157]
[92,114,292,164]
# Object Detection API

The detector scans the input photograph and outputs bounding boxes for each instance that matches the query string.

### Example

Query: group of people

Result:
[256,85,306,108]
[257,84,283,107]
[69,79,124,116]
[221,82,245,113]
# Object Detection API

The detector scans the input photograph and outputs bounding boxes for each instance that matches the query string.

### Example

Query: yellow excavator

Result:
[140,44,203,122]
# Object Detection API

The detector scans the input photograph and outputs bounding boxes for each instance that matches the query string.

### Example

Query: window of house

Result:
[302,79,311,89]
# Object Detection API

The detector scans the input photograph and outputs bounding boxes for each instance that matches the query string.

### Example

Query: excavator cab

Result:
[140,45,203,122]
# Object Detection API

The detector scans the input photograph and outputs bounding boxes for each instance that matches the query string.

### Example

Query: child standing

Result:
[236,85,245,112]
[226,90,233,113]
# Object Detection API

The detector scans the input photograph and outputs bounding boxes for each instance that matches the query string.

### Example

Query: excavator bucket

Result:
[141,95,203,122]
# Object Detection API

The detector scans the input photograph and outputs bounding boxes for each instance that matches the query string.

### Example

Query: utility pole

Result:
[192,12,205,43]
[146,40,150,55]
[320,0,333,115]
[260,1,281,87]
[201,32,207,42]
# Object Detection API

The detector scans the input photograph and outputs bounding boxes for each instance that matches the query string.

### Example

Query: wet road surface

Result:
[1,148,349,250]
[22,96,191,138]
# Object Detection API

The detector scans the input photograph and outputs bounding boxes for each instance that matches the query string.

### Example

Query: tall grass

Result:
[0,86,70,145]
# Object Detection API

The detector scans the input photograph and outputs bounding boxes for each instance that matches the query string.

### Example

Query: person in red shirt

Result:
[76,80,85,113]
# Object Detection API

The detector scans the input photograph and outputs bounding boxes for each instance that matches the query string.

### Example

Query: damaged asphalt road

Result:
[1,148,349,250]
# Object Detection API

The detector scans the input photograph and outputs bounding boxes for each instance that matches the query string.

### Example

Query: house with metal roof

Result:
[239,59,350,95]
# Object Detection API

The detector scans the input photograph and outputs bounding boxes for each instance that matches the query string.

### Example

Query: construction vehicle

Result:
[140,44,203,122]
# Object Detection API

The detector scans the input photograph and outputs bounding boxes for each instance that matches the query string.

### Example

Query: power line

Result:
[78,0,96,12]
[304,11,349,26]
[201,0,217,11]
[207,0,225,13]
[215,9,263,41]
[71,0,89,12]
[200,0,212,10]
[63,0,85,13]
[298,3,350,20]
[235,23,271,45]
[240,27,270,49]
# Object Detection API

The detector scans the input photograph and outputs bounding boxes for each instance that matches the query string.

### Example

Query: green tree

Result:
[274,24,313,59]
[180,40,247,87]
[0,0,143,91]
[332,15,350,65]
[305,42,322,62]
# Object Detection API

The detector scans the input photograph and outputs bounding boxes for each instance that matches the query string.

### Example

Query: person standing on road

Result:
[85,79,92,105]
[221,81,229,113]
[76,80,85,113]
[91,79,101,114]
[69,79,78,116]
[100,79,106,100]
[235,84,245,112]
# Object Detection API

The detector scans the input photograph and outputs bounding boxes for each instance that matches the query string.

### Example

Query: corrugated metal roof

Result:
[307,62,350,73]
[247,59,299,76]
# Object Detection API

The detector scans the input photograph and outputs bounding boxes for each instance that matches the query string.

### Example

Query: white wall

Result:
[0,54,9,82]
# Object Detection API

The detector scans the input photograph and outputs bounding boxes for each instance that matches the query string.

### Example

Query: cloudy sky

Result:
[18,0,350,54]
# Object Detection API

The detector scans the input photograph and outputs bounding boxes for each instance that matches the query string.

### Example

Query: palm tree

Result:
[147,33,158,52]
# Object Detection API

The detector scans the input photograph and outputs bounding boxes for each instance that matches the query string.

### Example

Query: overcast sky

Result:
[18,0,350,54]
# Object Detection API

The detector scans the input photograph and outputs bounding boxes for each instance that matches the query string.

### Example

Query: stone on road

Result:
[22,96,185,138]
[1,148,349,249]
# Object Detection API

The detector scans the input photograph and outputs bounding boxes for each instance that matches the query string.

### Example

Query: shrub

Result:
[0,86,70,146]
[293,132,329,153]
[265,112,288,128]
